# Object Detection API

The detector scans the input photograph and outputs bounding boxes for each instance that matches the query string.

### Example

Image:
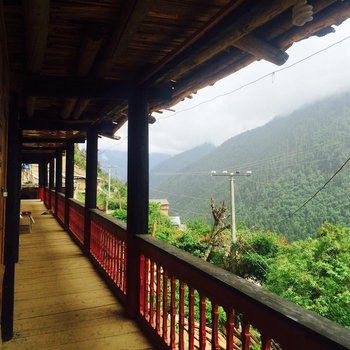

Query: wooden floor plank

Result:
[2,200,152,350]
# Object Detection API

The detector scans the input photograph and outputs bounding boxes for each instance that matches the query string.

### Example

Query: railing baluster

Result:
[156,265,161,335]
[261,335,272,350]
[211,303,219,350]
[139,255,145,315]
[179,281,185,350]
[116,238,121,288]
[150,260,155,328]
[112,236,117,282]
[188,287,195,350]
[170,276,176,349]
[241,320,251,350]
[144,257,150,321]
[225,307,235,350]
[123,243,127,293]
[199,294,207,350]
[163,271,169,345]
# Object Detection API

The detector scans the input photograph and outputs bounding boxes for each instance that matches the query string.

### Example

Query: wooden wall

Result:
[0,0,9,307]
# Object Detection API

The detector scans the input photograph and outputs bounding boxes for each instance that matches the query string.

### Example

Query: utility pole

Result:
[211,170,252,243]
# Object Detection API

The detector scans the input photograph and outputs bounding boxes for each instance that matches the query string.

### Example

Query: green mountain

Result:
[150,143,215,189]
[150,92,350,241]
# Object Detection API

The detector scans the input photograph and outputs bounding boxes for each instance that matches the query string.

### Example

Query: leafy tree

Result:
[264,222,350,328]
[233,230,287,284]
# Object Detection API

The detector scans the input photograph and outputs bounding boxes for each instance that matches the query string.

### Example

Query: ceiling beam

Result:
[159,1,347,112]
[22,136,86,144]
[22,146,63,151]
[21,120,115,132]
[232,35,289,66]
[147,0,296,85]
[24,0,49,117]
[139,0,245,84]
[25,76,174,103]
[25,76,131,99]
[71,0,154,120]
[94,0,154,77]
[62,27,105,119]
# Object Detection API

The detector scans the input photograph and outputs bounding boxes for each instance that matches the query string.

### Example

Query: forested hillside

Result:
[150,143,215,188]
[150,92,350,241]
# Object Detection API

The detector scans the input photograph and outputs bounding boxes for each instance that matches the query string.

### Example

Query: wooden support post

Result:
[84,128,98,256]
[126,88,149,318]
[38,160,45,201]
[1,99,21,341]
[48,157,54,210]
[55,150,62,218]
[65,141,74,229]
[43,159,48,188]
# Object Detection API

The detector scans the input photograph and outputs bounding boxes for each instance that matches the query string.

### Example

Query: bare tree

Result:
[202,198,230,261]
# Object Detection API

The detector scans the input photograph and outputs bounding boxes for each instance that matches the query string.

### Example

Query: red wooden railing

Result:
[136,235,350,350]
[44,187,49,207]
[48,201,350,350]
[68,199,85,245]
[38,187,44,201]
[90,209,127,302]
[50,190,56,213]
[57,193,65,225]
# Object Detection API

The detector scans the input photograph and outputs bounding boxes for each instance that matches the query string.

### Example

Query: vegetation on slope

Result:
[150,92,350,241]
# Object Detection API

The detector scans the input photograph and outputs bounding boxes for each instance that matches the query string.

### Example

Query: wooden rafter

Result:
[61,27,104,119]
[233,35,289,66]
[25,76,130,99]
[71,0,154,120]
[94,0,154,77]
[24,0,49,117]
[158,1,348,111]
[149,0,297,85]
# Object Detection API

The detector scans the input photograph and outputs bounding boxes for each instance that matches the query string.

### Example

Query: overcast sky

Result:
[100,18,350,155]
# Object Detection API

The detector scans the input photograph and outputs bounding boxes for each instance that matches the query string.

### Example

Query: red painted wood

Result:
[211,303,219,350]
[241,321,251,350]
[225,307,235,350]
[170,276,176,349]
[38,187,44,201]
[179,281,185,350]
[116,238,121,288]
[261,335,272,350]
[139,255,145,315]
[68,203,84,244]
[199,295,207,350]
[156,265,161,335]
[163,271,169,345]
[122,242,127,293]
[188,287,195,350]
[150,260,155,328]
[144,257,150,321]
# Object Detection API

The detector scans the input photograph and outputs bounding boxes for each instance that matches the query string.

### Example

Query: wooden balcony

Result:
[3,200,152,350]
[4,189,344,350]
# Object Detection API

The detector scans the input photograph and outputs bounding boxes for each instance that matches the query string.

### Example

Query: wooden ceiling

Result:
[2,0,350,156]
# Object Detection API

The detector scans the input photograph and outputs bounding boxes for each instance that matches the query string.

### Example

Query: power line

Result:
[276,155,350,227]
[157,34,350,121]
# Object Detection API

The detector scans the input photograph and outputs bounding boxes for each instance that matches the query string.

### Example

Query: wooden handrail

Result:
[89,209,127,241]
[68,198,85,211]
[136,234,350,350]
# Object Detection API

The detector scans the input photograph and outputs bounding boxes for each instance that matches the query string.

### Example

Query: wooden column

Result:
[126,88,149,318]
[1,99,21,341]
[55,150,62,193]
[38,160,45,201]
[43,159,48,187]
[48,157,54,209]
[84,128,98,256]
[65,141,74,229]
[55,150,62,219]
